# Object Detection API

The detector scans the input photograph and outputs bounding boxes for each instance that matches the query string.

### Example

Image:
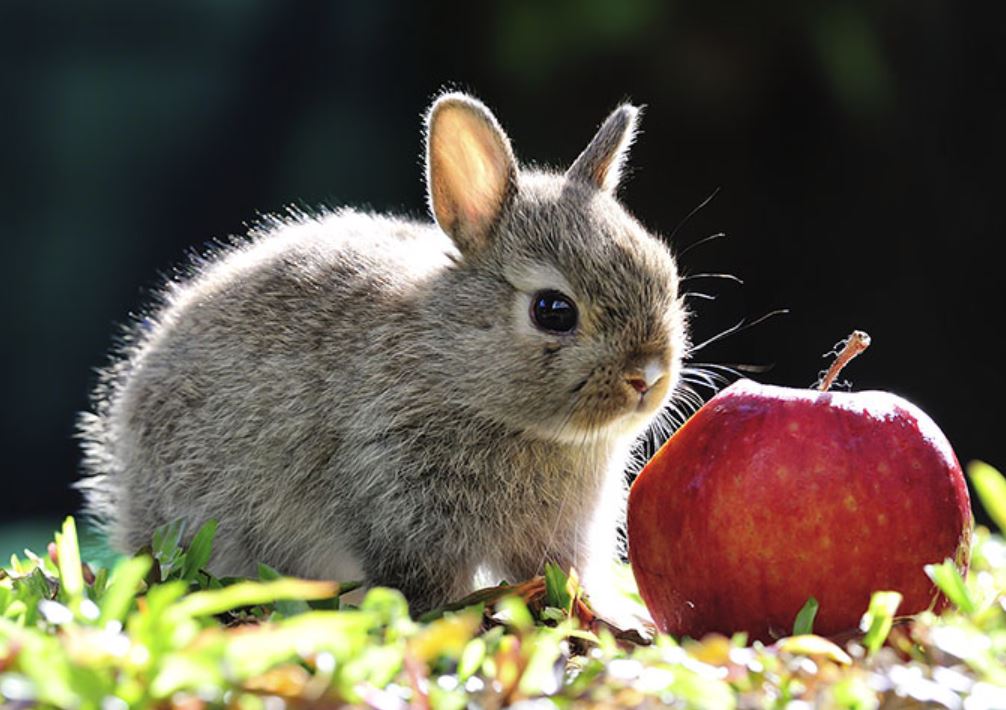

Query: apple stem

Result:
[818,330,872,392]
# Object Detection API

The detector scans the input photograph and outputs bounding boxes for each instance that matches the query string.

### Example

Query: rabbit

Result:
[77,91,689,616]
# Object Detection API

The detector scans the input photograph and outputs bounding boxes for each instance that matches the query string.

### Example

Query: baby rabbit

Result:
[78,92,688,615]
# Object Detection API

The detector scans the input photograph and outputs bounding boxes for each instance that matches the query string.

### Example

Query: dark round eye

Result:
[531,290,578,333]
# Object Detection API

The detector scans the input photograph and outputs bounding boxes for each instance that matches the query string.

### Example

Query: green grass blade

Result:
[792,596,819,636]
[55,517,84,604]
[223,611,376,680]
[496,596,534,632]
[180,519,217,582]
[152,520,184,559]
[543,563,572,613]
[458,637,486,681]
[968,460,1006,533]
[860,590,902,655]
[925,559,976,614]
[99,555,153,625]
[151,519,185,578]
[257,563,311,616]
[171,578,341,618]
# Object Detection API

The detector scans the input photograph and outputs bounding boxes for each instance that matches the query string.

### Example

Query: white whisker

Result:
[689,308,790,354]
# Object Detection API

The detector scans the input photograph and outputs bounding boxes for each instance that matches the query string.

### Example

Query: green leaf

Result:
[152,519,186,578]
[793,596,819,636]
[152,519,184,557]
[223,611,376,680]
[543,563,572,613]
[90,566,109,601]
[539,606,566,622]
[457,637,486,681]
[180,519,217,582]
[360,587,411,627]
[257,563,311,616]
[99,555,153,625]
[518,628,564,696]
[55,517,84,604]
[776,634,852,664]
[151,651,226,699]
[171,578,341,619]
[495,595,534,632]
[25,568,55,617]
[859,590,902,655]
[0,586,11,616]
[968,460,1006,533]
[830,674,880,709]
[925,559,976,613]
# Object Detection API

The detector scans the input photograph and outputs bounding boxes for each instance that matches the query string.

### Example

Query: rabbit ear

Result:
[426,93,517,255]
[566,104,640,194]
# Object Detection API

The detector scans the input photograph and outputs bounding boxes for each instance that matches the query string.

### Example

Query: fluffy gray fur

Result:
[77,92,688,615]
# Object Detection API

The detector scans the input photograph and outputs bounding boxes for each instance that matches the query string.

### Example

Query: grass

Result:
[2,463,1006,708]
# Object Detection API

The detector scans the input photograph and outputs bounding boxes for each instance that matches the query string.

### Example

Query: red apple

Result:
[627,377,972,642]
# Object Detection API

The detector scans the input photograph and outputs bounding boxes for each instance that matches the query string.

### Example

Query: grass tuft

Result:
[1,463,1006,706]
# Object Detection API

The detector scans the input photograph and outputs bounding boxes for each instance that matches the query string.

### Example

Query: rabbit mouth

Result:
[630,373,672,416]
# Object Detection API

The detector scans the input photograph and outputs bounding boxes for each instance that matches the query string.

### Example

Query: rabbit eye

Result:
[531,290,578,334]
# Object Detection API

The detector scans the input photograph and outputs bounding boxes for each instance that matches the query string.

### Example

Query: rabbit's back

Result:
[80,209,453,567]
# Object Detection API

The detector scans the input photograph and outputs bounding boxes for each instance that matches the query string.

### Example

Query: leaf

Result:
[152,520,184,558]
[99,555,153,625]
[180,520,217,582]
[776,634,852,664]
[360,587,412,631]
[151,520,185,578]
[540,607,566,622]
[55,517,84,605]
[495,595,534,632]
[257,563,311,616]
[543,563,572,614]
[170,578,341,619]
[458,637,486,680]
[792,596,819,636]
[925,559,976,614]
[151,651,226,699]
[518,628,565,696]
[859,590,902,655]
[968,460,1006,533]
[90,566,109,601]
[26,568,56,613]
[223,611,376,680]
[407,611,481,663]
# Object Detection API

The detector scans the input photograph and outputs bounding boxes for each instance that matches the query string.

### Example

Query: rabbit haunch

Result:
[78,92,688,614]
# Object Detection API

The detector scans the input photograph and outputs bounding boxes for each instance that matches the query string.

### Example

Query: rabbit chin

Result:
[534,394,669,447]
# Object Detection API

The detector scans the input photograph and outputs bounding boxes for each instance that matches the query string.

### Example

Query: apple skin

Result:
[627,379,972,642]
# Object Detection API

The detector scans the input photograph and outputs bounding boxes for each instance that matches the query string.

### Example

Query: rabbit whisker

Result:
[667,187,722,245]
[688,308,790,354]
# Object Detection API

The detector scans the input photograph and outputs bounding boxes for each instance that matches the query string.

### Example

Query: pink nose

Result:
[628,377,649,394]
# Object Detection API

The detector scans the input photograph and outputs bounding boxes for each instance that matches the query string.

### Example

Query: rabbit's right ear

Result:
[566,104,640,194]
[426,93,517,256]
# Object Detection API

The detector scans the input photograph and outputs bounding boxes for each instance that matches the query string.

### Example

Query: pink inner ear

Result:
[593,141,628,193]
[436,114,508,232]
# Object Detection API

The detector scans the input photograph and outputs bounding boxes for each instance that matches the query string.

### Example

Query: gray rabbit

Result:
[78,92,688,615]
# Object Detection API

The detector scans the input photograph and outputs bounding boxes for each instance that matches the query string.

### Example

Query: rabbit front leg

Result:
[360,530,480,615]
[495,516,593,585]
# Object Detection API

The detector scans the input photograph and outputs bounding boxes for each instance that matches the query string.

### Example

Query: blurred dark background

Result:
[1,1,1003,551]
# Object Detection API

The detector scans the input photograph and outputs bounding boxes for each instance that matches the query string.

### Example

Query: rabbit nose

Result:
[625,358,666,395]
[627,377,649,394]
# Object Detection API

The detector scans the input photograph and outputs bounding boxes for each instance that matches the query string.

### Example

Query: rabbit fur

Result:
[77,92,689,615]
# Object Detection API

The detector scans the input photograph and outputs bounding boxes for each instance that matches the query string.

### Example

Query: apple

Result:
[627,333,972,642]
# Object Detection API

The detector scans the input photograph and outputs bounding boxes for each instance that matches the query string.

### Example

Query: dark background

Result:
[2,1,1003,548]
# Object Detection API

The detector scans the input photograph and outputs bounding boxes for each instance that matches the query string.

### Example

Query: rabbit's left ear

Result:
[566,104,640,194]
